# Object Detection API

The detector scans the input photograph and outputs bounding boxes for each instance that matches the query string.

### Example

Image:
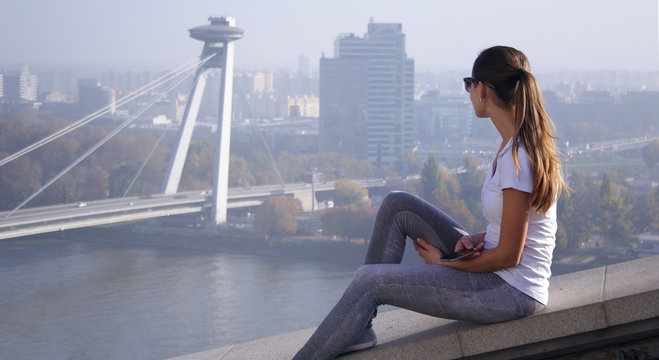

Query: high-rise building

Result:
[320,21,415,168]
[78,78,112,116]
[415,91,473,145]
[1,67,38,102]
[298,55,310,76]
[288,96,319,118]
[20,67,38,102]
[3,75,21,101]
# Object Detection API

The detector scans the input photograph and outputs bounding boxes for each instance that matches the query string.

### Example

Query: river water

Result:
[0,234,360,360]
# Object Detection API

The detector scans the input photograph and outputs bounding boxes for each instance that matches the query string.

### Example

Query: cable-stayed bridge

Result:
[0,16,393,241]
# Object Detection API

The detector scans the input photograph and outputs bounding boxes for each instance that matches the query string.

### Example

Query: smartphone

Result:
[440,248,478,262]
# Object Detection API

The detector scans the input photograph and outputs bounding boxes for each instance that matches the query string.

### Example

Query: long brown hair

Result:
[473,46,567,213]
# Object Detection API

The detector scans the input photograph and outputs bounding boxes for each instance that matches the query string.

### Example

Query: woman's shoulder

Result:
[499,139,531,168]
[497,139,533,191]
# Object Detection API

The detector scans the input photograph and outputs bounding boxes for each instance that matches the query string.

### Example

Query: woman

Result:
[293,45,567,360]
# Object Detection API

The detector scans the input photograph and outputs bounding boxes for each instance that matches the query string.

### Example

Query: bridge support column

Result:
[160,16,243,226]
[210,32,236,225]
[161,67,208,195]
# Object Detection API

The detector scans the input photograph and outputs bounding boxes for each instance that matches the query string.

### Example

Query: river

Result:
[0,234,360,360]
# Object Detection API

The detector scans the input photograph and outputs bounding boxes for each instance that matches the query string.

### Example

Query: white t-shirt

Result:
[481,138,556,305]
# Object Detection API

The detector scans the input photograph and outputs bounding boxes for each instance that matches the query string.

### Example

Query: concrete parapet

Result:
[169,255,659,360]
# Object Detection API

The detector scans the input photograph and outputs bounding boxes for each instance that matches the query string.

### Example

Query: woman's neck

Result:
[489,106,516,143]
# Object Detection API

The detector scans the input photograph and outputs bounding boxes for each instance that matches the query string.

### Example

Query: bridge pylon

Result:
[161,16,243,225]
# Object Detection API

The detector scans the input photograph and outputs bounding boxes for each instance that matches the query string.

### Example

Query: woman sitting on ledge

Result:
[294,45,568,360]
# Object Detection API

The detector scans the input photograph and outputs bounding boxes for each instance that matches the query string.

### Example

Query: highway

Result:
[0,179,387,240]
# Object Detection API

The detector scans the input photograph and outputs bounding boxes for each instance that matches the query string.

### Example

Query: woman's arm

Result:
[415,188,530,272]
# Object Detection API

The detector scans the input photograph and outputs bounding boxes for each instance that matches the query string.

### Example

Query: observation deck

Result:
[189,17,244,43]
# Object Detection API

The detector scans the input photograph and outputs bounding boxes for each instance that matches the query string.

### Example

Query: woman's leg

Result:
[294,191,477,359]
[366,191,468,264]
[293,263,538,360]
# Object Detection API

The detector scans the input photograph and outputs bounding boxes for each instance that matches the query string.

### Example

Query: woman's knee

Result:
[352,265,380,289]
[382,191,414,208]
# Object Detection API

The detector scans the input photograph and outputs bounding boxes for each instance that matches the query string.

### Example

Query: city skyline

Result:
[0,1,657,73]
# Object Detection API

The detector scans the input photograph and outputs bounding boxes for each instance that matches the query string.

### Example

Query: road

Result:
[0,179,387,240]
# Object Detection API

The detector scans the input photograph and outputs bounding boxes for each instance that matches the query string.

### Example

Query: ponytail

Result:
[511,68,566,213]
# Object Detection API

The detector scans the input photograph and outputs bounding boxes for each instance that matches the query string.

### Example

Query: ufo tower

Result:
[162,16,244,225]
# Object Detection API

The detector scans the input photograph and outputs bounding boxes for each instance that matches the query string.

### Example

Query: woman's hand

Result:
[413,238,444,265]
[414,235,486,266]
[455,235,485,253]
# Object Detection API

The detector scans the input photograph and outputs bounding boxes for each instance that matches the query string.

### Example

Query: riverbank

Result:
[46,221,635,277]
[53,223,377,267]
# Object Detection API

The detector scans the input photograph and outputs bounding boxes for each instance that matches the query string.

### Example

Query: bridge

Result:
[0,179,389,240]
[565,136,658,156]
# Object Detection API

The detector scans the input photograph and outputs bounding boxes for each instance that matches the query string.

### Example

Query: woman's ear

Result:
[476,82,489,102]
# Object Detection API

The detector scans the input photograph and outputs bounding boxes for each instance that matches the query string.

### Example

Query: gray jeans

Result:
[293,191,542,360]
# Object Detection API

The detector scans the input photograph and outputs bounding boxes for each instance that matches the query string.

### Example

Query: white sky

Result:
[0,0,657,73]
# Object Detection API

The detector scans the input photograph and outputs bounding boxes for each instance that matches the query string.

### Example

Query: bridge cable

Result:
[252,123,286,187]
[0,55,215,168]
[0,57,200,168]
[121,128,168,198]
[238,92,286,187]
[4,63,201,217]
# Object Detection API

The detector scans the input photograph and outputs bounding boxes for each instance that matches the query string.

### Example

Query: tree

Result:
[598,173,633,246]
[229,155,255,187]
[34,137,80,179]
[320,206,353,241]
[108,163,139,198]
[320,205,377,243]
[304,152,376,181]
[180,140,214,191]
[38,173,77,205]
[418,154,485,232]
[432,182,478,232]
[334,178,370,207]
[421,154,441,201]
[0,154,42,210]
[458,155,487,231]
[557,170,595,249]
[254,195,302,240]
[394,146,422,178]
[348,206,377,243]
[555,220,569,251]
[646,188,659,232]
[276,151,305,183]
[74,160,110,200]
[458,155,485,205]
[641,139,659,169]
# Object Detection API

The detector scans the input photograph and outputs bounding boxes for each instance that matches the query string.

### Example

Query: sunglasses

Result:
[463,77,496,93]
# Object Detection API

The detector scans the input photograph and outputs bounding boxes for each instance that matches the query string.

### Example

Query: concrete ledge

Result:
[169,255,659,360]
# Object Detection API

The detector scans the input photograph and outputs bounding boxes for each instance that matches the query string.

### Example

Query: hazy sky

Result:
[1,0,657,73]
